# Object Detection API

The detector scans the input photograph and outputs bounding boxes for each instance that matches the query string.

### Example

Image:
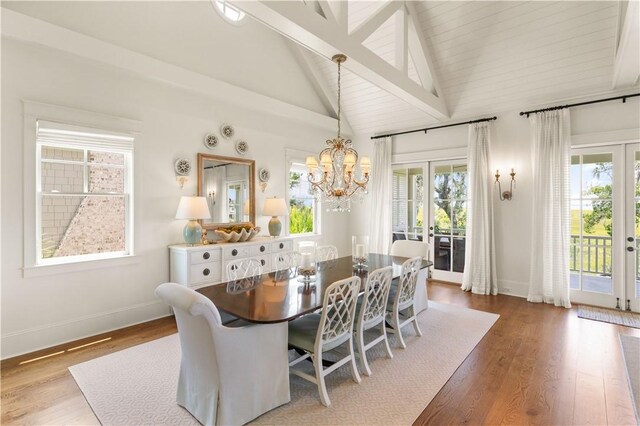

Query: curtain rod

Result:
[519,93,639,117]
[370,116,497,140]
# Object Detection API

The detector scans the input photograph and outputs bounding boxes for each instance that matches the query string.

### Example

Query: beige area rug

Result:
[69,302,499,425]
[577,305,640,329]
[620,335,640,423]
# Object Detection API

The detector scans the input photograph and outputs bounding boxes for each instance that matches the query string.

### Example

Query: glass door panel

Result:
[570,147,621,307]
[626,144,640,312]
[430,161,468,283]
[392,166,425,243]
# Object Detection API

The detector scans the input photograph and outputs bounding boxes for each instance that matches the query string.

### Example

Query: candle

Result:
[356,244,365,258]
[301,253,312,268]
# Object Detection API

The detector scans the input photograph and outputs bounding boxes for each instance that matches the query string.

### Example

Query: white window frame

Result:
[23,101,141,277]
[285,148,321,236]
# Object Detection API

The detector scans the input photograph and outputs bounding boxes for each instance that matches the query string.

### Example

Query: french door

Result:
[625,144,639,312]
[429,161,468,283]
[570,143,639,311]
[392,160,469,284]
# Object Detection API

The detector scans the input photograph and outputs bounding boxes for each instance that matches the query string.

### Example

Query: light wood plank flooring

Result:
[1,281,638,425]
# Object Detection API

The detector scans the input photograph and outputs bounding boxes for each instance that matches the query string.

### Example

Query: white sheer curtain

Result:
[462,122,498,295]
[368,137,392,254]
[528,109,571,308]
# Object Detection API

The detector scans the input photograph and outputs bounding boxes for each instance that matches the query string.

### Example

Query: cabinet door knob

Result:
[203,252,210,260]
[260,245,266,252]
[203,268,210,276]
[279,243,284,249]
[261,259,266,266]
[232,249,238,256]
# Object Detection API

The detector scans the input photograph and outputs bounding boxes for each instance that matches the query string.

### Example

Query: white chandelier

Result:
[305,54,371,212]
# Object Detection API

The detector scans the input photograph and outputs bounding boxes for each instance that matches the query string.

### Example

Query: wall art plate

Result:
[203,133,218,149]
[174,158,191,176]
[235,140,249,155]
[258,168,270,182]
[220,123,234,139]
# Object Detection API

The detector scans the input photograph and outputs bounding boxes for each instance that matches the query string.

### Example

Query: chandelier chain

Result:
[337,59,341,139]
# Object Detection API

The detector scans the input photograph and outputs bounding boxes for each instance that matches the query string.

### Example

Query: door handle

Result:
[627,246,635,252]
[628,237,635,242]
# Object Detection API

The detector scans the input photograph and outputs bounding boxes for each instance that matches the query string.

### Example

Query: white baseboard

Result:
[498,279,528,298]
[1,300,170,360]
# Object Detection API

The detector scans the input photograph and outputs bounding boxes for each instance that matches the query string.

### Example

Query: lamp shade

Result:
[262,197,288,216]
[175,196,211,220]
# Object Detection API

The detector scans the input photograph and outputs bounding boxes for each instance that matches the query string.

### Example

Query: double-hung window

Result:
[288,162,318,235]
[36,121,134,265]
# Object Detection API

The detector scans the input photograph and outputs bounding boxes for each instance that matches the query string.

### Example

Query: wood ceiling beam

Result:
[405,1,444,98]
[287,42,354,135]
[236,1,449,121]
[612,1,640,88]
[350,1,402,43]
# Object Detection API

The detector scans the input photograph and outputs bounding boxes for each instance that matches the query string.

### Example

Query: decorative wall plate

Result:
[235,140,249,155]
[203,133,218,149]
[174,158,191,176]
[220,124,234,139]
[258,168,270,182]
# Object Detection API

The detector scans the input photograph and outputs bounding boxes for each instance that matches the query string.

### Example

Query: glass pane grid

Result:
[570,153,615,295]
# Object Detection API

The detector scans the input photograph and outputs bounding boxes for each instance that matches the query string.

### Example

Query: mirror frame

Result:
[197,153,256,231]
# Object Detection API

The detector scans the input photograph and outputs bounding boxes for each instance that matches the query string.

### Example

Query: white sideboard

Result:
[169,236,295,289]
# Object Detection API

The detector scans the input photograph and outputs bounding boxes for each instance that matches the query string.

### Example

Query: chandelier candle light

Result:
[305,54,371,212]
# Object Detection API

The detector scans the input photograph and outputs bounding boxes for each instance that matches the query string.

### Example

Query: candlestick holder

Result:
[352,235,369,269]
[297,241,317,282]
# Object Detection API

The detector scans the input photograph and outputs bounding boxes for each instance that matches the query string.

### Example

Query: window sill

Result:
[23,254,140,278]
[289,233,322,240]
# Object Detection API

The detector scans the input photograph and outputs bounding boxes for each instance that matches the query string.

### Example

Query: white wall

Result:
[0,38,350,359]
[351,97,640,297]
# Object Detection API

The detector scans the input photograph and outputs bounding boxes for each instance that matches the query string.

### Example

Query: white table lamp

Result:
[175,196,211,245]
[262,197,288,237]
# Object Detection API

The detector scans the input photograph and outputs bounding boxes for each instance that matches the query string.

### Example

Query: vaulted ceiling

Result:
[244,0,639,135]
[3,1,639,137]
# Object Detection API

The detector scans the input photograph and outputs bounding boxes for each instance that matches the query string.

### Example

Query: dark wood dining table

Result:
[196,254,432,324]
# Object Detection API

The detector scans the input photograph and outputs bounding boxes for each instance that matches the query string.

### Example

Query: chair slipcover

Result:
[155,283,290,425]
[390,240,430,313]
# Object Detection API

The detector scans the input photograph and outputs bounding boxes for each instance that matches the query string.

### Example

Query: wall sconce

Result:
[174,158,191,190]
[495,168,516,201]
[176,175,188,189]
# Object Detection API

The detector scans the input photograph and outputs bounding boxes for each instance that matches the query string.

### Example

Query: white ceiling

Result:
[303,1,633,135]
[2,1,638,137]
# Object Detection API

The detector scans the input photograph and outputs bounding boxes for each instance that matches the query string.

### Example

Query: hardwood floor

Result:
[416,281,639,426]
[1,281,638,425]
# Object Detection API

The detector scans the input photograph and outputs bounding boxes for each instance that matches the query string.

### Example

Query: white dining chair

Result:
[386,256,423,349]
[316,245,338,261]
[225,258,263,281]
[274,251,301,271]
[155,282,290,425]
[390,240,430,313]
[355,266,394,376]
[287,276,362,407]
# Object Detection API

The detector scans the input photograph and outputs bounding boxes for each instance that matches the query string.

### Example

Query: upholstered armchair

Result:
[155,283,290,425]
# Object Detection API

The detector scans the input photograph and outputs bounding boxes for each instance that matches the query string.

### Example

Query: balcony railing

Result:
[570,235,640,277]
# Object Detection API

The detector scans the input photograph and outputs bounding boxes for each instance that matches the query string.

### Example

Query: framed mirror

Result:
[197,153,255,230]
